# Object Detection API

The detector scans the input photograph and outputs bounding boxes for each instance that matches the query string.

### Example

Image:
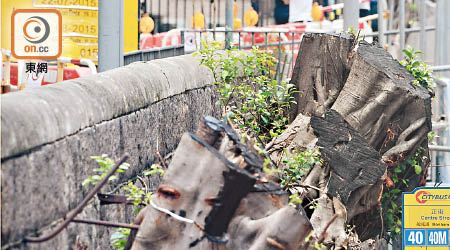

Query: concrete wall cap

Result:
[1,55,214,159]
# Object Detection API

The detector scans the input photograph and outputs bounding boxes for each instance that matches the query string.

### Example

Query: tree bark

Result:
[267,110,387,246]
[289,33,355,119]
[131,117,312,250]
[332,41,432,159]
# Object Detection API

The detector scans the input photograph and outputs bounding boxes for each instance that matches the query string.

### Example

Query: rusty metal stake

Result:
[124,228,138,250]
[71,218,139,230]
[24,154,130,243]
[156,151,167,169]
[98,193,133,205]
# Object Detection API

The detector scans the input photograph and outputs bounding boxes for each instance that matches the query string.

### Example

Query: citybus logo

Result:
[416,190,450,204]
[416,191,430,204]
[11,9,62,59]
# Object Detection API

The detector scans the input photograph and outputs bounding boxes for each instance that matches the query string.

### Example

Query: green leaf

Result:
[221,70,229,79]
[391,189,401,195]
[414,165,422,175]
[394,167,402,173]
[391,201,397,210]
[110,227,130,249]
[428,131,435,141]
[406,158,415,165]
[402,49,413,59]
[119,163,130,170]
[108,176,118,181]
[82,179,91,186]
[92,175,102,180]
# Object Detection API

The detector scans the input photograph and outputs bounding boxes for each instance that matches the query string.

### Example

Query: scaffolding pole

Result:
[225,0,233,49]
[98,0,124,72]
[343,0,359,30]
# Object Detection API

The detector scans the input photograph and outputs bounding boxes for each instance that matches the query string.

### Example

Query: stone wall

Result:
[1,55,220,249]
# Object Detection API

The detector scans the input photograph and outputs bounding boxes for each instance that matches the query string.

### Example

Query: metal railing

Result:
[366,0,449,67]
[138,0,449,68]
[142,0,274,33]
[123,45,185,65]
[428,73,450,185]
[181,29,304,80]
[431,65,450,73]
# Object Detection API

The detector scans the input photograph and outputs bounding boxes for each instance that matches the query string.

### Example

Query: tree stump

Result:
[268,34,431,247]
[332,41,432,159]
[130,33,432,249]
[131,117,312,250]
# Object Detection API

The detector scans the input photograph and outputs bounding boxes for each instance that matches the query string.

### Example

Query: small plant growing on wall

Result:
[82,155,130,186]
[83,156,165,250]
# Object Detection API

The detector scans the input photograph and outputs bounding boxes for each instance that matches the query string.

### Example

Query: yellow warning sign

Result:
[59,8,98,37]
[403,187,450,249]
[62,36,97,61]
[34,0,98,9]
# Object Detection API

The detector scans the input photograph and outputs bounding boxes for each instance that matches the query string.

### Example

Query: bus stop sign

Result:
[403,187,450,249]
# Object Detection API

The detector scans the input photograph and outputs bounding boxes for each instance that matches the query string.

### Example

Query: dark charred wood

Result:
[310,110,386,206]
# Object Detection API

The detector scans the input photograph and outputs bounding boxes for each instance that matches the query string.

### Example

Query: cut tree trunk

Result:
[131,117,312,250]
[130,33,431,249]
[267,110,387,246]
[332,41,432,159]
[289,33,355,119]
[268,35,431,247]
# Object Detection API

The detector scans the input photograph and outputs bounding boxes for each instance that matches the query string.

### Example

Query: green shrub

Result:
[280,148,322,190]
[381,147,426,242]
[195,41,297,143]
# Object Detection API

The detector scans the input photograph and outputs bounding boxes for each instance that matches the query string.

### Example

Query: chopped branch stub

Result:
[309,195,348,246]
[131,132,255,249]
